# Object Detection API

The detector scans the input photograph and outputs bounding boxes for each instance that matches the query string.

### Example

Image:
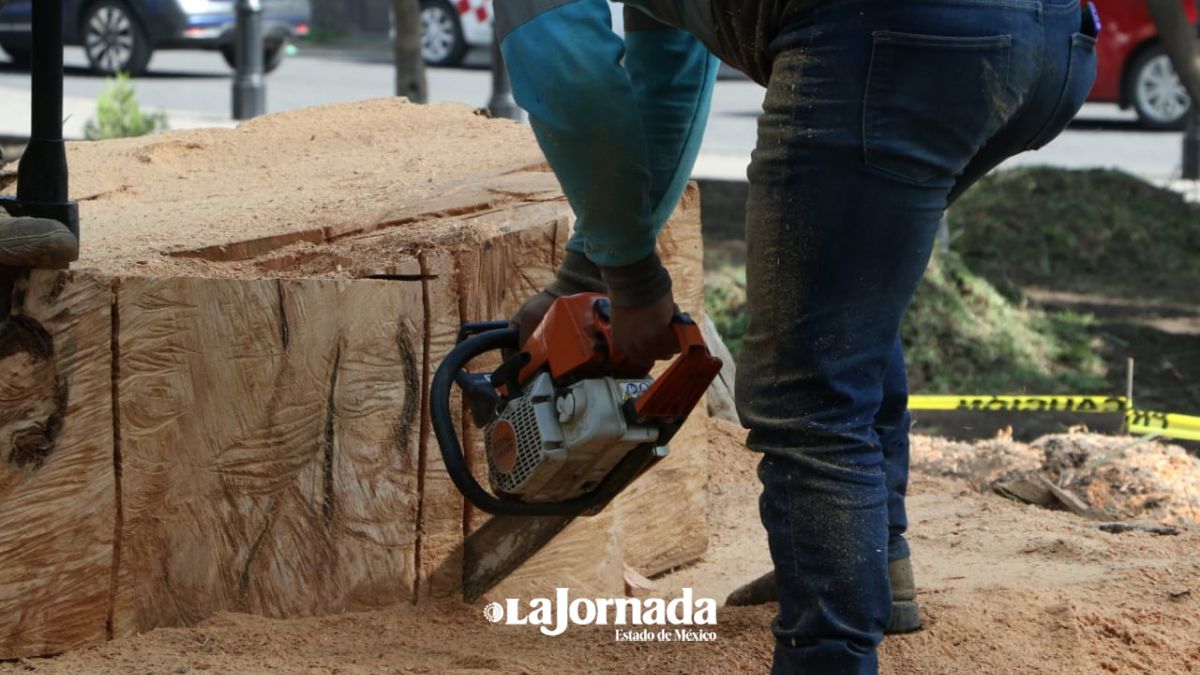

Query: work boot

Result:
[886,557,922,634]
[0,216,79,269]
[725,557,924,634]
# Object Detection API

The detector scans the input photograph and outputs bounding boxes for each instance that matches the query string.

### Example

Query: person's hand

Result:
[508,290,558,353]
[610,289,680,367]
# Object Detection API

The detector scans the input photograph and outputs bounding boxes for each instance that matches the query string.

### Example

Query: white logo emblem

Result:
[481,587,718,641]
[482,602,504,623]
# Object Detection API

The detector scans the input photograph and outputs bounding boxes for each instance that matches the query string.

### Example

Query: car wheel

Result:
[82,0,152,76]
[1128,45,1192,131]
[420,0,467,67]
[221,43,287,74]
[0,43,31,69]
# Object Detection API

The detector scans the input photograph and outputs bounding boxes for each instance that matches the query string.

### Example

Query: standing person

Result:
[497,1,1098,672]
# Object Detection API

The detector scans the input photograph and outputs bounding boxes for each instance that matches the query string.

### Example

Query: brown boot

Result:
[886,557,922,634]
[0,216,79,269]
[724,568,778,607]
[724,558,924,635]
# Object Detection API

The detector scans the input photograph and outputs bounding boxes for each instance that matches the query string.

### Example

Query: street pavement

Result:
[1,44,1196,188]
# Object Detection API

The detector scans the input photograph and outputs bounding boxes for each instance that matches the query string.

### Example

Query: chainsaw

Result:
[431,292,722,600]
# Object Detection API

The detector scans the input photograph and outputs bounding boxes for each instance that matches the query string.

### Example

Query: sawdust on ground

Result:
[6,420,1197,673]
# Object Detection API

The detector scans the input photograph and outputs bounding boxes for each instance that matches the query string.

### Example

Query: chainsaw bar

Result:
[460,443,664,601]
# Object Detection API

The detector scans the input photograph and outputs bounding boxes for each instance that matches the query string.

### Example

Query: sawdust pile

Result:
[4,420,1197,674]
[913,431,1200,525]
[1,99,542,277]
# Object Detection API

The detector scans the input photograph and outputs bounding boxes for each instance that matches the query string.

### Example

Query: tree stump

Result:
[0,99,709,658]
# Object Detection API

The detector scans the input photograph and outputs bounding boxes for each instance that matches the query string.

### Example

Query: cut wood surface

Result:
[29,99,544,277]
[0,101,709,658]
[0,272,115,659]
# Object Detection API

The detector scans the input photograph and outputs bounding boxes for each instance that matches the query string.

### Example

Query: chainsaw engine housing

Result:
[486,371,661,502]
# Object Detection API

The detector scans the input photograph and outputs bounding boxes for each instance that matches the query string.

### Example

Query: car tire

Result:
[0,43,31,69]
[81,0,152,76]
[420,0,467,67]
[221,43,287,74]
[1127,45,1192,131]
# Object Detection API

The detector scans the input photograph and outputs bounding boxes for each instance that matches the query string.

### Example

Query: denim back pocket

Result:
[1025,32,1098,150]
[864,31,1014,185]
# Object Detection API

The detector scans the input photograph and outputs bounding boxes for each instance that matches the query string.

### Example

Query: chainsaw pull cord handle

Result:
[431,326,665,517]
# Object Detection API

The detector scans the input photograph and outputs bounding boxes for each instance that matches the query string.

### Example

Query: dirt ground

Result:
[3,420,1197,674]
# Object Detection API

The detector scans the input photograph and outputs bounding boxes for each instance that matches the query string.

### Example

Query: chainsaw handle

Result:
[592,298,703,370]
[431,326,664,517]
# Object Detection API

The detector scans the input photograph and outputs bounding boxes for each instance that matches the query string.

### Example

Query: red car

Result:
[1090,0,1198,129]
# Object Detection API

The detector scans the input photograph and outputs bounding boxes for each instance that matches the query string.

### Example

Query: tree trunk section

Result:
[0,100,711,657]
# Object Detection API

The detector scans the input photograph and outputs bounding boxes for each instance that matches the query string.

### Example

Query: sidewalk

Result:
[0,83,236,142]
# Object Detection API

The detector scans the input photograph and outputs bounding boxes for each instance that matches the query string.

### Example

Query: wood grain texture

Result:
[0,271,115,658]
[485,510,625,602]
[0,125,708,656]
[415,251,466,602]
[111,274,426,635]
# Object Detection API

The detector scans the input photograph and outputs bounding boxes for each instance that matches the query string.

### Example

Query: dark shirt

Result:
[709,0,821,85]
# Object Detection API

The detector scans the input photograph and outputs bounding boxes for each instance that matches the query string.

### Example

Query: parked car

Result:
[1090,0,1198,130]
[418,0,622,67]
[0,0,311,76]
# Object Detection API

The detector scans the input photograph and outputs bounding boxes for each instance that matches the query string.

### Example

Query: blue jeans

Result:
[735,0,1097,672]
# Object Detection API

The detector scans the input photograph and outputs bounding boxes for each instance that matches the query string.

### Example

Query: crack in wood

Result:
[365,274,436,282]
[412,252,434,603]
[105,279,123,641]
[322,343,342,524]
[275,280,289,350]
[452,252,475,539]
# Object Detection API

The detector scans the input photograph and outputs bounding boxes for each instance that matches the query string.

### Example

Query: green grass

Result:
[704,250,1105,394]
[702,167,1200,400]
[900,251,1105,393]
[950,167,1200,301]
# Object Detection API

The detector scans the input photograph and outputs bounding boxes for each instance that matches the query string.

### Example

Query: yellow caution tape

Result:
[908,395,1200,443]
[908,395,1128,414]
[1125,409,1200,441]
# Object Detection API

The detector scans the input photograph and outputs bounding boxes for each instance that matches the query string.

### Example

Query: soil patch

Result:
[6,420,1198,674]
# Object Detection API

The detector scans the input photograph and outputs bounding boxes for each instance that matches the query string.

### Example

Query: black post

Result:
[0,0,80,317]
[232,0,265,120]
[1,0,79,237]
[1185,114,1199,179]
[1186,0,1200,179]
[487,32,523,121]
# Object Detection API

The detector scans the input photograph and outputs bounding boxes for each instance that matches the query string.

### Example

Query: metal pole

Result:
[4,0,79,236]
[1125,357,1135,409]
[1193,0,1200,178]
[487,31,523,121]
[0,0,80,317]
[1184,112,1199,179]
[232,0,265,120]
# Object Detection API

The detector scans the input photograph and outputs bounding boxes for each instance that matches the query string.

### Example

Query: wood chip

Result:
[1098,523,1181,536]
